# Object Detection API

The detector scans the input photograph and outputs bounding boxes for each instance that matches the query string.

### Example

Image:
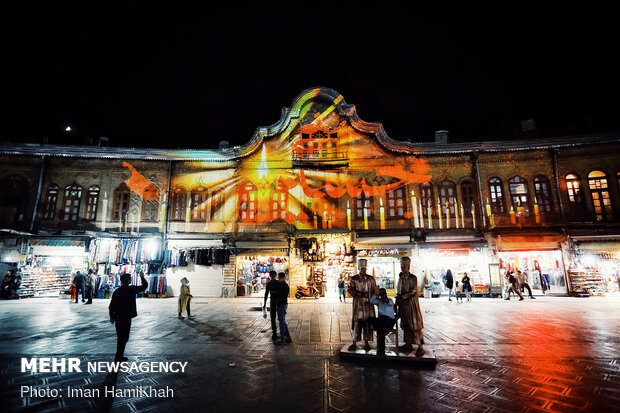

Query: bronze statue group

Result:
[348,257,425,357]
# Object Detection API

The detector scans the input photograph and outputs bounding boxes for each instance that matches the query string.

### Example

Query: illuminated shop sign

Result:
[357,249,409,257]
[437,248,471,257]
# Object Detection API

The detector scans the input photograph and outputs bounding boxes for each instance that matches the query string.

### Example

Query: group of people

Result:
[71,270,97,304]
[504,269,536,300]
[348,257,425,357]
[1,270,20,299]
[442,269,473,302]
[263,271,291,345]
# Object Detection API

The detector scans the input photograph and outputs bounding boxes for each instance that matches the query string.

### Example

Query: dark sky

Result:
[2,3,619,148]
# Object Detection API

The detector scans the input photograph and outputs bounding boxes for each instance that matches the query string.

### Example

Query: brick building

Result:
[1,87,619,299]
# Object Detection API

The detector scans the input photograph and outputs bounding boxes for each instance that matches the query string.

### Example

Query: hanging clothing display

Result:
[166,248,232,267]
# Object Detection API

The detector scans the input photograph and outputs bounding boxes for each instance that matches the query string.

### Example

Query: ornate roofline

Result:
[1,87,619,160]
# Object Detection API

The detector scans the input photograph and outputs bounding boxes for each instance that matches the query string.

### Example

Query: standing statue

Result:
[396,256,425,356]
[347,259,377,351]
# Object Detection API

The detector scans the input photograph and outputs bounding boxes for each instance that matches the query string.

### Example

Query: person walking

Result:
[504,271,524,301]
[275,272,291,345]
[444,269,454,301]
[369,287,396,357]
[73,271,86,303]
[108,272,148,362]
[338,275,346,302]
[263,271,280,343]
[517,270,535,299]
[84,269,95,304]
[178,277,195,319]
[461,272,472,302]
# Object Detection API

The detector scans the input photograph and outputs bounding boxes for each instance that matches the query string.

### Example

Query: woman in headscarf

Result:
[178,277,195,319]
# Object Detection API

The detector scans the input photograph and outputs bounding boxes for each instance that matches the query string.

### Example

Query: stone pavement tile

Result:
[529,388,589,410]
[493,388,549,410]
[470,393,529,413]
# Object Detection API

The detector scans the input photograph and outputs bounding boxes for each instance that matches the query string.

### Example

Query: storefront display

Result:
[236,253,288,297]
[19,246,88,298]
[568,250,620,296]
[418,247,489,296]
[356,249,409,295]
[498,250,567,294]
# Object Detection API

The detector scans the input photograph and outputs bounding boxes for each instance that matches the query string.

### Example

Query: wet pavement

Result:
[0,294,619,412]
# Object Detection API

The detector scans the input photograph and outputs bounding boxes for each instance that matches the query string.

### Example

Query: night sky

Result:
[2,3,619,148]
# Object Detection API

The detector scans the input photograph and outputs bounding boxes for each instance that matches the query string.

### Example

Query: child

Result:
[369,287,396,357]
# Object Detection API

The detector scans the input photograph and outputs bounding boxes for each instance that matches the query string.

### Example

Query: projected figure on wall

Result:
[347,259,376,351]
[396,257,425,356]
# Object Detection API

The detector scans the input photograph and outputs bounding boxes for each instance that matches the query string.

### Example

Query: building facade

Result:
[1,87,619,299]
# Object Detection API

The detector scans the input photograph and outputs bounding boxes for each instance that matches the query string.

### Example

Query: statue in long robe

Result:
[396,257,425,356]
[347,259,376,351]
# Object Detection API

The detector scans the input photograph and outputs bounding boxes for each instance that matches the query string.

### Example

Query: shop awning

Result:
[498,235,564,251]
[28,238,86,247]
[30,245,88,256]
[167,239,224,248]
[355,235,412,249]
[574,240,620,252]
[235,241,289,249]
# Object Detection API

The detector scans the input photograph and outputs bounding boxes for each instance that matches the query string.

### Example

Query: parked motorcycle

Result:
[295,283,320,299]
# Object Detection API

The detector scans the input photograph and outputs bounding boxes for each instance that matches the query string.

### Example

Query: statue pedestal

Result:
[339,344,437,367]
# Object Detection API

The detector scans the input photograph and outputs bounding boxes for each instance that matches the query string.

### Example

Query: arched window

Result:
[420,183,434,217]
[84,185,100,221]
[588,170,613,221]
[461,180,476,215]
[565,174,585,211]
[60,183,83,222]
[42,184,59,219]
[141,184,159,222]
[438,180,456,215]
[534,175,553,212]
[210,190,225,221]
[271,183,288,220]
[190,187,208,221]
[170,187,187,221]
[387,186,406,219]
[509,176,531,216]
[238,182,257,222]
[488,178,505,213]
[355,189,374,220]
[112,183,130,224]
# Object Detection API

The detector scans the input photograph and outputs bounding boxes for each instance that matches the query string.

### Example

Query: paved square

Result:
[1,295,619,412]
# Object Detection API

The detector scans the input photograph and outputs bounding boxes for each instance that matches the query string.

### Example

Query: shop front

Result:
[235,250,289,297]
[567,238,620,296]
[417,244,490,297]
[356,248,409,295]
[19,238,88,298]
[497,235,568,295]
[293,234,355,298]
[89,236,165,299]
[165,238,228,297]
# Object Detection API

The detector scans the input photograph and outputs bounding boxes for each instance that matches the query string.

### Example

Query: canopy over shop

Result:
[567,236,620,296]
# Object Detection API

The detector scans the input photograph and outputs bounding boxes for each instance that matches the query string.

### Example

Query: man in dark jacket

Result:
[109,272,148,361]
[84,269,95,304]
[73,271,86,303]
[263,271,280,342]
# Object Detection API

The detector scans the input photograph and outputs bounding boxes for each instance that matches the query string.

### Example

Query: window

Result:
[190,187,208,221]
[534,175,553,212]
[238,182,257,222]
[271,183,288,220]
[387,187,406,218]
[565,174,585,211]
[141,184,159,222]
[420,184,434,216]
[171,187,187,221]
[488,178,505,213]
[42,184,59,219]
[112,183,130,223]
[438,180,456,215]
[210,190,225,221]
[588,170,613,221]
[509,176,531,216]
[461,180,476,215]
[355,190,374,220]
[84,185,100,221]
[60,183,83,222]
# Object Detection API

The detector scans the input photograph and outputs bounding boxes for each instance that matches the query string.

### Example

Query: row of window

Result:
[40,170,619,225]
